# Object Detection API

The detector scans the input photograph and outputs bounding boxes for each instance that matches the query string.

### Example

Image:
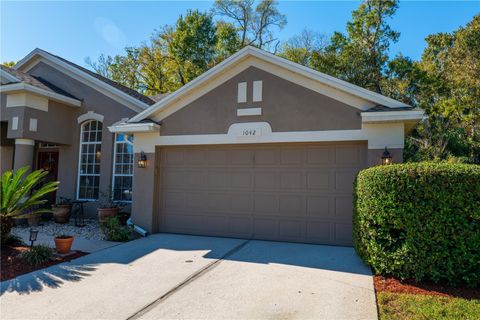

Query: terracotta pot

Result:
[54,236,74,254]
[98,207,119,223]
[27,215,42,227]
[52,204,72,224]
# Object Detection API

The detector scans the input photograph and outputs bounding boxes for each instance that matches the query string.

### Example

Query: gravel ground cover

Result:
[13,219,105,240]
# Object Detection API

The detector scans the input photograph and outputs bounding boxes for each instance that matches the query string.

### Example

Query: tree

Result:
[405,15,480,163]
[278,29,327,67]
[214,0,286,50]
[2,61,16,68]
[309,0,399,93]
[1,167,58,244]
[168,10,218,86]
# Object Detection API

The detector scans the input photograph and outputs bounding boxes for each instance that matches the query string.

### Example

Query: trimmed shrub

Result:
[101,216,132,242]
[353,162,480,287]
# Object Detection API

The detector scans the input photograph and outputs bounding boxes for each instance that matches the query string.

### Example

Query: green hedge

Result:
[353,162,480,287]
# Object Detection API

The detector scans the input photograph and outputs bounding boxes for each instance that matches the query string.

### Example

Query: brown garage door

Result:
[157,142,367,246]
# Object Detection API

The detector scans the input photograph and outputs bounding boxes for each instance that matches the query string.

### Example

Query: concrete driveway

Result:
[1,234,377,320]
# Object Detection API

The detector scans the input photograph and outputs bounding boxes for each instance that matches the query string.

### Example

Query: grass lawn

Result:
[377,291,480,320]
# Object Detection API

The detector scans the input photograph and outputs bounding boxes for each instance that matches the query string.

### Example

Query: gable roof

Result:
[0,65,82,106]
[128,46,414,123]
[13,48,154,112]
[1,65,78,99]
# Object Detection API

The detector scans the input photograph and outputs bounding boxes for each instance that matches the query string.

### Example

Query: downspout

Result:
[127,218,148,237]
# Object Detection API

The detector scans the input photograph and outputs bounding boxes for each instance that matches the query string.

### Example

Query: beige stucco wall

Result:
[131,152,158,233]
[17,62,140,217]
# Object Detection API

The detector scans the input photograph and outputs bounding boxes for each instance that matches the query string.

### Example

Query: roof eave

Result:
[14,49,150,112]
[0,82,82,107]
[108,122,161,133]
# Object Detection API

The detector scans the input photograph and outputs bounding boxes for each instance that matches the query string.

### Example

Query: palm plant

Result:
[0,166,59,244]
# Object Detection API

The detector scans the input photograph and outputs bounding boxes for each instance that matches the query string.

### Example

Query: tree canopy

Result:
[85,1,479,163]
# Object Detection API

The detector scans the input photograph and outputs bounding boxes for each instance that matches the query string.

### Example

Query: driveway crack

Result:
[126,239,251,320]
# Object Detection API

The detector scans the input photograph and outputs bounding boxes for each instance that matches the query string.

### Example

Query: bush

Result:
[21,245,53,266]
[101,216,132,242]
[1,233,24,247]
[353,162,480,287]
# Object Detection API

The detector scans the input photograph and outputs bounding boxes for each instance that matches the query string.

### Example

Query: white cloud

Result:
[94,17,126,48]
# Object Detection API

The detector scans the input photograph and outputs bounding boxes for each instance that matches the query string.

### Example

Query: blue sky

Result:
[1,1,479,67]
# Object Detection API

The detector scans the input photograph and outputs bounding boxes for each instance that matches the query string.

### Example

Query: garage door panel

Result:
[207,170,230,188]
[278,220,305,239]
[335,145,363,165]
[307,147,333,165]
[306,196,333,218]
[279,195,306,216]
[228,217,253,235]
[231,170,253,189]
[164,192,185,211]
[280,148,305,165]
[335,170,358,192]
[185,192,209,211]
[306,221,333,242]
[207,193,231,212]
[280,171,306,190]
[307,171,331,190]
[254,171,279,189]
[335,223,353,244]
[158,142,366,246]
[254,194,279,214]
[254,218,277,237]
[335,196,354,220]
[255,149,279,165]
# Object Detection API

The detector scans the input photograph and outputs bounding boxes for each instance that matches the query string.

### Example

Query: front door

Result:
[37,151,59,205]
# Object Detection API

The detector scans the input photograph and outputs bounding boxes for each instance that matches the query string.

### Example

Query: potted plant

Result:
[52,197,72,224]
[97,189,120,223]
[27,213,42,227]
[54,234,74,254]
[0,166,58,244]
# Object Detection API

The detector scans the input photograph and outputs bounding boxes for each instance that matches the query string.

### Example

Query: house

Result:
[0,49,155,216]
[110,46,424,246]
[1,46,423,246]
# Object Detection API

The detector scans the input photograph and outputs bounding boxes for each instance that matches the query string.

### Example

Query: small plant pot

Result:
[54,236,74,254]
[27,215,42,227]
[98,207,119,224]
[52,204,72,224]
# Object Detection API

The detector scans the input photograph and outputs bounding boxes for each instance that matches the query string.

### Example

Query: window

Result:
[112,133,134,201]
[77,120,102,200]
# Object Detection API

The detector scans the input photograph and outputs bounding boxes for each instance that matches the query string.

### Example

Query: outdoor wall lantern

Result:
[138,151,147,168]
[29,228,39,247]
[381,147,393,165]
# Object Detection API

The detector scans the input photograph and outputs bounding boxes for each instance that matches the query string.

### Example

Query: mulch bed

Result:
[1,245,88,281]
[374,275,480,300]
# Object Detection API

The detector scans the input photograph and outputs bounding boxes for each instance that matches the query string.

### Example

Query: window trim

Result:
[76,120,102,201]
[111,133,134,203]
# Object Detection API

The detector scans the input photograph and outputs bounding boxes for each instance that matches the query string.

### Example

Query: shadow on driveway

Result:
[1,233,370,296]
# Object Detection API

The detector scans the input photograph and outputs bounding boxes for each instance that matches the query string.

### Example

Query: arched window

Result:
[77,120,102,200]
[112,133,134,201]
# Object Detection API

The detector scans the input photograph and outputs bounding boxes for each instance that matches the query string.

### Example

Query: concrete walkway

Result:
[0,234,377,320]
[13,229,120,253]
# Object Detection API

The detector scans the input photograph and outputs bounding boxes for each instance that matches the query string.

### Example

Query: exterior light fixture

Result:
[381,147,393,165]
[138,151,147,168]
[29,228,39,247]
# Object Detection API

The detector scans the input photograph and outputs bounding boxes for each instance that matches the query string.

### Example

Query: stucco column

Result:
[13,139,35,172]
[131,151,158,233]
